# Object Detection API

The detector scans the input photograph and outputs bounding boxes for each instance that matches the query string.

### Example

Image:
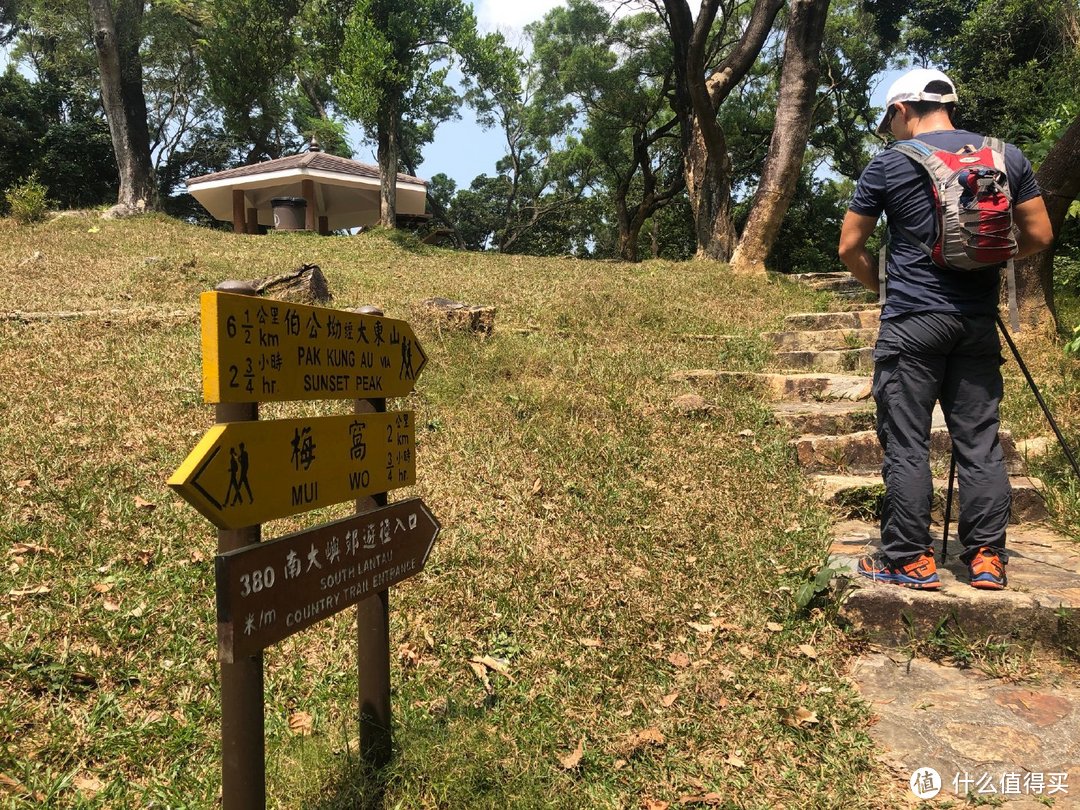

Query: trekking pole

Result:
[996,314,1080,481]
[941,449,957,561]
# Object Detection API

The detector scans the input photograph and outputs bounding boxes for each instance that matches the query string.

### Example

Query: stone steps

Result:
[809,473,1049,524]
[828,519,1080,649]
[783,310,880,331]
[771,400,876,435]
[791,427,1024,475]
[761,327,878,352]
[670,370,872,402]
[774,346,874,373]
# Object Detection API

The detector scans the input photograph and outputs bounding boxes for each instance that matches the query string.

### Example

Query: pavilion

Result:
[185,141,428,234]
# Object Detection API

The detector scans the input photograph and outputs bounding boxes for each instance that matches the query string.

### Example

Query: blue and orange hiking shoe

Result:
[857,551,941,590]
[968,547,1007,590]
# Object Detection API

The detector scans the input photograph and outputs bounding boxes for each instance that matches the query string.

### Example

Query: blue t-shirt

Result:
[849,129,1041,320]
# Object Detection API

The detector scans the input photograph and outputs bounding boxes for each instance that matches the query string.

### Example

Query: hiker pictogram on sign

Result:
[224,443,254,506]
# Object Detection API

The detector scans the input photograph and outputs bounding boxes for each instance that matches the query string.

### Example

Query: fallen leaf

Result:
[190,550,205,563]
[88,226,100,233]
[469,655,515,682]
[782,707,820,728]
[468,660,492,693]
[102,597,121,612]
[661,691,679,707]
[15,478,34,490]
[736,644,755,659]
[8,542,53,556]
[765,622,783,633]
[398,643,421,669]
[613,759,628,770]
[72,775,104,795]
[288,711,313,735]
[578,637,603,648]
[133,496,156,511]
[628,728,666,748]
[668,652,690,668]
[798,644,818,660]
[687,622,714,634]
[137,550,153,567]
[737,429,754,438]
[678,793,723,806]
[725,752,746,768]
[558,736,584,770]
[642,799,669,810]
[8,585,50,598]
[530,477,543,497]
[92,582,114,594]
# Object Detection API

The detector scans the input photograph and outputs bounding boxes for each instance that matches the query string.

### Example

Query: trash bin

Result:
[271,197,307,231]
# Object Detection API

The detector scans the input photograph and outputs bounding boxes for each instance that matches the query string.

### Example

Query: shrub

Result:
[5,173,50,224]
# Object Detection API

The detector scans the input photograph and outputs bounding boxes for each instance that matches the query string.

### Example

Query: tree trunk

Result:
[377,99,399,228]
[685,123,737,259]
[1008,112,1080,335]
[89,0,156,215]
[730,0,832,275]
[664,0,785,262]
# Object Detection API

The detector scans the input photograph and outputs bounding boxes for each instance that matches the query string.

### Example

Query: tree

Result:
[335,0,507,227]
[88,0,156,214]
[201,0,305,163]
[658,0,785,261]
[729,0,832,275]
[529,0,684,261]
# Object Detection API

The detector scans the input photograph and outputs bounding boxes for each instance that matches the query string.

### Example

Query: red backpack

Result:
[890,136,1018,270]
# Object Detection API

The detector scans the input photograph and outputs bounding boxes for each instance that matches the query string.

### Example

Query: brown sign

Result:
[215,498,440,662]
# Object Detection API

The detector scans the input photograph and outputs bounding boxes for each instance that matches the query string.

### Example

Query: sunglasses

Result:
[881,105,898,130]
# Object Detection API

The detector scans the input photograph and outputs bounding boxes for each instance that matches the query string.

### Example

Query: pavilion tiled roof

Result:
[188,151,426,186]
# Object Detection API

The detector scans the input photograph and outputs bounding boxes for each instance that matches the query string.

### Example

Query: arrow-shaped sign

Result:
[214,498,440,662]
[168,412,415,530]
[201,291,427,403]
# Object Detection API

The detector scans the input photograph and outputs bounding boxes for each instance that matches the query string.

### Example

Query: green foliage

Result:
[4,172,50,223]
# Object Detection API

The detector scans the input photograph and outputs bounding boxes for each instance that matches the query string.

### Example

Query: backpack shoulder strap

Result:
[891,139,954,186]
[885,140,941,260]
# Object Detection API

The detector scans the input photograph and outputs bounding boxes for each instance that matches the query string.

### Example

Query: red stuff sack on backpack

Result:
[891,137,1018,270]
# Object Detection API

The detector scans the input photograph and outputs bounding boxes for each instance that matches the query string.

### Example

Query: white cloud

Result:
[471,0,567,34]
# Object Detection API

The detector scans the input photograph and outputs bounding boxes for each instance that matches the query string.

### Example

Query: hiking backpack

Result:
[890,136,1019,270]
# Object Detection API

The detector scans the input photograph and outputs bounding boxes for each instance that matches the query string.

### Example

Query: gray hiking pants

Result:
[872,311,1010,564]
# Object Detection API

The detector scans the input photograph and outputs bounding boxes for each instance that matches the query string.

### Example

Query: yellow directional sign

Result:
[201,291,427,403]
[168,412,415,530]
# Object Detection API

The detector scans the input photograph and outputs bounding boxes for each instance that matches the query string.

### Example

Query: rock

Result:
[672,393,713,417]
[249,264,332,305]
[418,297,495,337]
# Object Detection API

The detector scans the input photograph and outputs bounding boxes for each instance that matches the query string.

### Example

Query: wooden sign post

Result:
[170,285,437,808]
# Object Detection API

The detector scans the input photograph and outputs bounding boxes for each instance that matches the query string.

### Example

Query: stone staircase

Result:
[673,273,1080,805]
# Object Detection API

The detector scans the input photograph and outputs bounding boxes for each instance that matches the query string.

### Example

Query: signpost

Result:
[215,498,439,662]
[170,285,438,809]
[201,291,427,403]
[168,412,416,529]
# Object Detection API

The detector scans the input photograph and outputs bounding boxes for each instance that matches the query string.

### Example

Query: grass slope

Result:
[0,214,1075,808]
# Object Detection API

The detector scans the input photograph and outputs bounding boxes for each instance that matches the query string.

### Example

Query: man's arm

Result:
[1013,195,1053,260]
[838,210,880,293]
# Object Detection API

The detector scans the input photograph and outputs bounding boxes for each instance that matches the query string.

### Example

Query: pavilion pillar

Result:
[318,216,329,235]
[246,207,258,235]
[231,190,245,234]
[302,179,316,231]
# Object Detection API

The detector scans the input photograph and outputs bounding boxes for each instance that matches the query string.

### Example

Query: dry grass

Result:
[2,213,1075,808]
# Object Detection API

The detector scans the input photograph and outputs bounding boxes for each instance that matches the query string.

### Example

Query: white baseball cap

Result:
[876,68,958,133]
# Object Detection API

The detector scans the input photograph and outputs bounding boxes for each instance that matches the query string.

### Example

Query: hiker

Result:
[837,68,1053,591]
